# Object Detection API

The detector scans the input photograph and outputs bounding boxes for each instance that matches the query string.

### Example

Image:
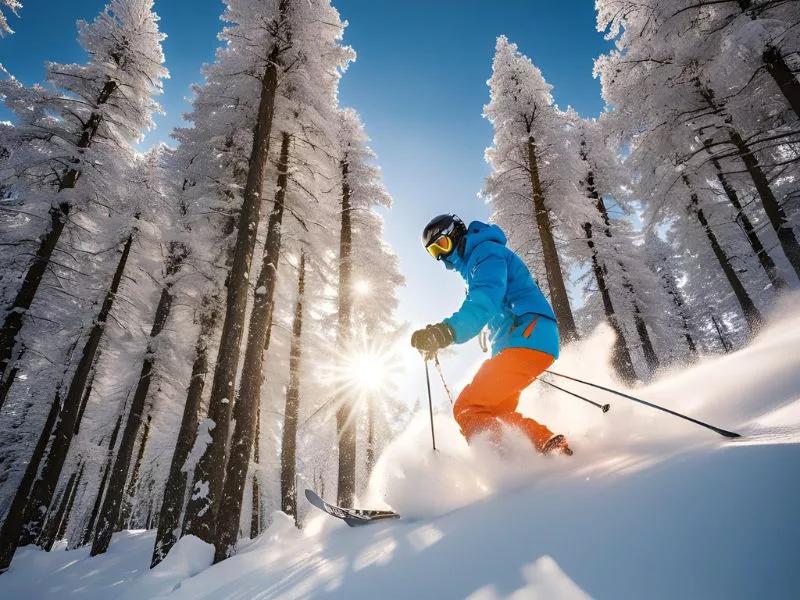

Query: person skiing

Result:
[411,214,572,455]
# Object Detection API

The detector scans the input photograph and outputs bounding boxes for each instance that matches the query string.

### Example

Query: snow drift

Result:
[3,297,800,599]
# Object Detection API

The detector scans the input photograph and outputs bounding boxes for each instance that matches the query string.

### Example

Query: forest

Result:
[0,0,797,593]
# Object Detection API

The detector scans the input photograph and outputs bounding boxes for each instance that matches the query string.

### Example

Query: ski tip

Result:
[721,430,743,439]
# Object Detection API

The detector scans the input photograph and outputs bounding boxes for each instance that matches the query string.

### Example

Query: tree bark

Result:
[281,251,305,523]
[658,267,698,357]
[151,296,220,568]
[74,368,97,436]
[38,463,83,551]
[584,222,638,384]
[182,2,288,544]
[91,244,185,556]
[19,226,136,547]
[0,79,118,399]
[726,128,800,280]
[213,131,290,563]
[711,314,732,352]
[626,284,660,374]
[763,45,800,119]
[697,82,800,280]
[526,136,578,342]
[79,394,126,548]
[54,464,83,545]
[366,400,375,477]
[336,158,357,508]
[684,176,763,333]
[250,408,261,539]
[578,144,637,383]
[116,413,152,533]
[702,138,787,290]
[0,386,62,573]
[251,205,276,541]
[0,203,69,404]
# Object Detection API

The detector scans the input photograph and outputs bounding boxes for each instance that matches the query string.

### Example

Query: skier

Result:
[411,214,572,455]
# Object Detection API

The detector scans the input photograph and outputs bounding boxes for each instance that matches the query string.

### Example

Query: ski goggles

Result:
[426,234,454,260]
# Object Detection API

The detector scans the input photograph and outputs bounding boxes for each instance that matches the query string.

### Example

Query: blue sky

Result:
[2,1,613,397]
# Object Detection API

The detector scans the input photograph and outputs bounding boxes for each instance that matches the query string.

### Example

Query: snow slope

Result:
[4,298,800,599]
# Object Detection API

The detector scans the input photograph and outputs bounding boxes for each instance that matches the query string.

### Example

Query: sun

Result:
[346,351,387,391]
[353,280,371,295]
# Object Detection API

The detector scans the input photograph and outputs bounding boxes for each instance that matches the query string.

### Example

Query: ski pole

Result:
[545,370,741,438]
[424,356,437,451]
[540,378,610,413]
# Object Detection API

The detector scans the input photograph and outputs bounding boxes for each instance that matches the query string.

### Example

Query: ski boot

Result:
[542,434,573,456]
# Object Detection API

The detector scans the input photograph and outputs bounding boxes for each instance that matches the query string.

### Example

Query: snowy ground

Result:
[4,298,800,599]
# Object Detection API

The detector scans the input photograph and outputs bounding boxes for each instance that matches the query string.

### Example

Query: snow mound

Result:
[3,296,800,599]
[123,534,214,599]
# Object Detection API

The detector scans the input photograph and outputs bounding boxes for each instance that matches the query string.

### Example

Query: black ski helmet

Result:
[422,214,466,259]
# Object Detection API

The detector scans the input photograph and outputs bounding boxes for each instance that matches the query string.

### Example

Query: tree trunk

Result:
[79,397,126,548]
[336,158,357,508]
[182,2,287,544]
[250,202,277,542]
[116,413,152,533]
[659,268,698,357]
[250,409,261,539]
[0,203,69,405]
[214,132,290,563]
[38,463,83,551]
[726,128,800,280]
[629,292,660,374]
[526,136,578,342]
[711,314,732,352]
[0,387,62,573]
[281,252,305,523]
[684,176,763,332]
[578,147,638,383]
[366,400,375,478]
[702,138,787,290]
[151,296,220,568]
[91,244,185,556]
[583,223,638,384]
[697,81,800,280]
[54,464,83,545]
[19,226,136,547]
[0,79,118,400]
[74,368,97,436]
[763,46,800,119]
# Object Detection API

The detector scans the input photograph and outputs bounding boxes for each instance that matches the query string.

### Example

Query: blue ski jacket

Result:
[442,221,559,358]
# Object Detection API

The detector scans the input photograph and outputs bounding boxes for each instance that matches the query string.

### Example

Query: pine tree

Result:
[0,0,166,402]
[333,108,394,506]
[484,37,579,342]
[179,0,293,545]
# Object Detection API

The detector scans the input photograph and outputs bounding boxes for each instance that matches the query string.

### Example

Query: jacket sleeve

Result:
[443,244,507,343]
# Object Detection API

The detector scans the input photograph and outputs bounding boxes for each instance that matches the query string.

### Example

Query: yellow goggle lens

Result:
[426,235,453,259]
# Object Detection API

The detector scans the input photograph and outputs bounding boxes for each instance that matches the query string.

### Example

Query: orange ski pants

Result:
[453,348,554,451]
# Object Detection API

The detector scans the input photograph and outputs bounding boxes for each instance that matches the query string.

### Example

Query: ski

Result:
[304,489,400,527]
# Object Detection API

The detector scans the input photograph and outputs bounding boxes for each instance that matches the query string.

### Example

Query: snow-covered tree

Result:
[177,0,354,563]
[0,0,166,573]
[483,36,580,342]
[0,0,167,404]
[0,0,21,36]
[595,0,800,292]
[333,108,401,503]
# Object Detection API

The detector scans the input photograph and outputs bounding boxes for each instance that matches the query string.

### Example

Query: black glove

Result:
[411,322,454,356]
